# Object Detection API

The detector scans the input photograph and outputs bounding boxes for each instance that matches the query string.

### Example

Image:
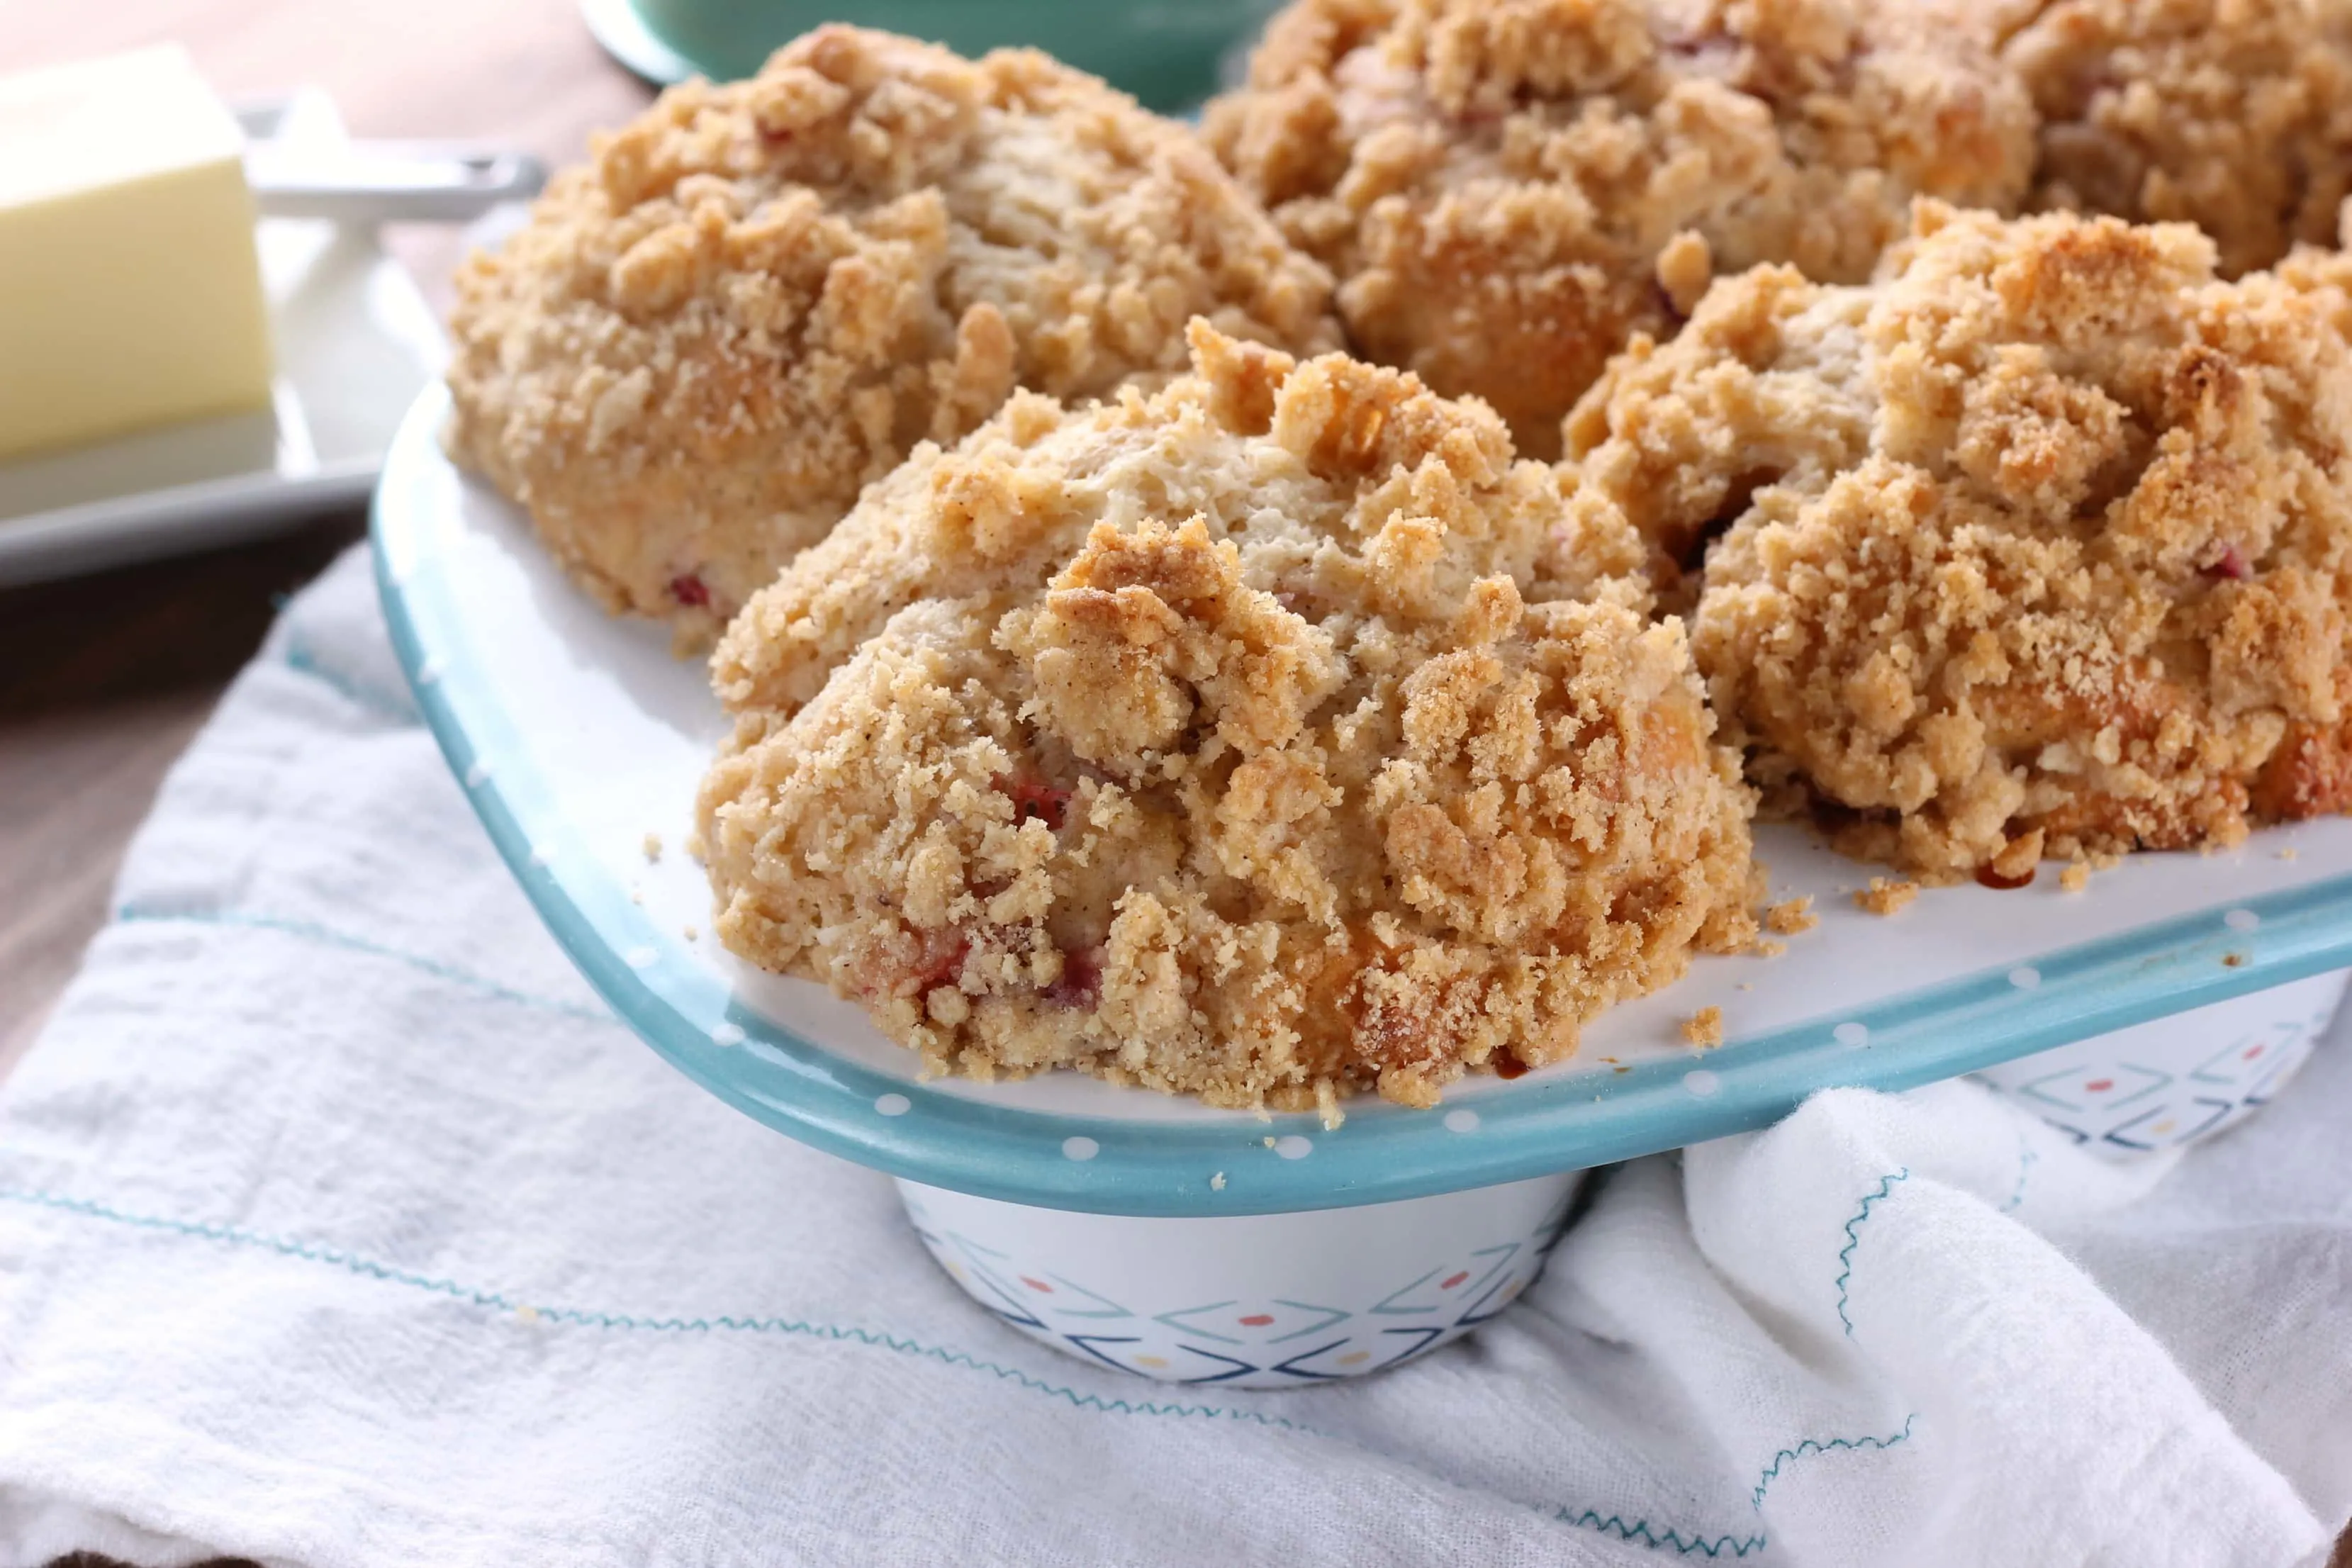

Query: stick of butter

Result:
[0,45,274,463]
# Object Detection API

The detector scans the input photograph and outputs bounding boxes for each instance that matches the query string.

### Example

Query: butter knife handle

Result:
[247,143,547,224]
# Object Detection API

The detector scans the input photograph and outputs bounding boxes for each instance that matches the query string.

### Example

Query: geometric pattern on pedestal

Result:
[904,1187,1582,1387]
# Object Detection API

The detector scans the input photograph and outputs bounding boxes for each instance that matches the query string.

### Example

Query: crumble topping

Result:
[2000,0,2352,278]
[698,323,1761,1107]
[447,25,1338,644]
[1204,0,2034,457]
[1564,202,2352,876]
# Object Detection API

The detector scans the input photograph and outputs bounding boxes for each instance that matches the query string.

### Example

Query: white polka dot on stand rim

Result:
[623,946,657,969]
[1683,1069,1721,1097]
[875,1093,912,1117]
[415,658,442,686]
[1834,1021,1869,1048]
[2224,908,2261,933]
[527,846,550,868]
[464,761,491,788]
[1443,1109,1480,1133]
[2009,966,2042,990]
[1273,1135,1313,1160]
[710,1022,746,1048]
[1062,1136,1099,1161]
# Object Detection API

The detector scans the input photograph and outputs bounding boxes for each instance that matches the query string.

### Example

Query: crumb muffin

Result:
[446,26,1338,645]
[698,323,1758,1108]
[2000,0,2352,278]
[1202,0,2036,459]
[1562,202,2352,878]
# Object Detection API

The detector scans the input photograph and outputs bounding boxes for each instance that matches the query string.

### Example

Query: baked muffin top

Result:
[1203,0,2036,457]
[698,323,1758,1108]
[446,25,1338,644]
[1563,201,2352,875]
[2001,0,2352,279]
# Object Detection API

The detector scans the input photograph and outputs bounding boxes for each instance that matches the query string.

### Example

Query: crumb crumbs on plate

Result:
[1681,1006,1724,1048]
[642,831,663,862]
[1262,1136,1277,1149]
[683,924,700,941]
[1765,896,1817,934]
[1752,938,1787,958]
[1210,1171,1226,1191]
[2280,846,2300,861]
[1854,877,1920,916]
[1613,1064,1630,1073]
[1736,981,1754,992]
[2060,862,2090,893]
[2224,951,2249,968]
[1985,829,2043,888]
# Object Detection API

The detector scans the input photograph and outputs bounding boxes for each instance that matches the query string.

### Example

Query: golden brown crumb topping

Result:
[445,26,1338,644]
[1681,1004,1725,1046]
[698,323,1759,1107]
[1203,0,2036,458]
[1999,0,2352,278]
[710,317,1650,717]
[1566,203,2352,877]
[1764,895,1817,934]
[1854,877,1921,914]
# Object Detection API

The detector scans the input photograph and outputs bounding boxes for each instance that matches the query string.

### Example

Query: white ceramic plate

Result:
[374,386,2352,1214]
[0,94,446,588]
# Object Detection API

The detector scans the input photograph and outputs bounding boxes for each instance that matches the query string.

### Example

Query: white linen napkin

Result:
[0,544,2345,1568]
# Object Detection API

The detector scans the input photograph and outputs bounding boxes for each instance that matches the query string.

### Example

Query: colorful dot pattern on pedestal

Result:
[902,1187,1578,1386]
[1990,1006,2327,1152]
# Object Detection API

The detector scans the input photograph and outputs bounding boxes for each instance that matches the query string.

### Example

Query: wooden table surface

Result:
[0,0,653,1081]
[3,9,2348,1567]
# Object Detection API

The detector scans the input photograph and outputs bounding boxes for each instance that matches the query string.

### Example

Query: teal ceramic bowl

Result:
[375,381,2352,1219]
[581,0,1274,109]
